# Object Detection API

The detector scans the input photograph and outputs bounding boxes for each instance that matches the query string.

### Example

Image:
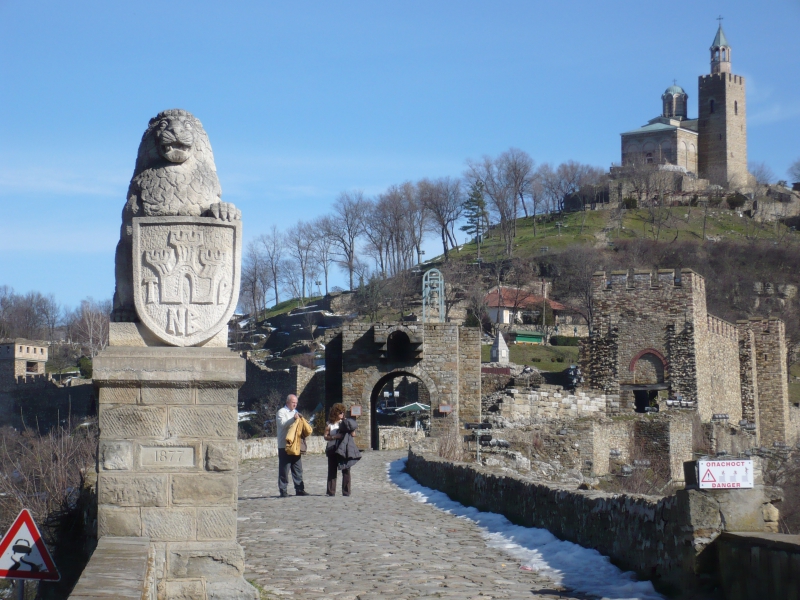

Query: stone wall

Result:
[717,532,800,599]
[238,361,324,413]
[697,316,742,423]
[239,436,327,461]
[458,327,481,425]
[406,447,782,593]
[490,386,611,423]
[580,413,693,480]
[748,319,793,446]
[377,426,426,450]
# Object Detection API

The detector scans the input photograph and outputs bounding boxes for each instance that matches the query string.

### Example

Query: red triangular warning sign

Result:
[0,509,60,581]
[701,469,717,483]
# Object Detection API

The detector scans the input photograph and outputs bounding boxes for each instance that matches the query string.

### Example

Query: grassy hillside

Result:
[454,207,800,263]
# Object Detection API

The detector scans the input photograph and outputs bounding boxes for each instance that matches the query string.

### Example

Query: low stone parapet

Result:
[406,445,781,593]
[69,537,154,599]
[377,426,425,450]
[239,436,326,461]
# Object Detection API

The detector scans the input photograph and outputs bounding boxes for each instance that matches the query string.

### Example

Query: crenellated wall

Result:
[582,268,792,445]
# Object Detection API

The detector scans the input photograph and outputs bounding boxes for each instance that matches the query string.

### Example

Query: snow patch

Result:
[387,458,663,600]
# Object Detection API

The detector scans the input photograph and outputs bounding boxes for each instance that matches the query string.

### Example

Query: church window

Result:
[734,101,738,115]
[645,153,653,164]
[710,99,715,114]
[722,48,726,61]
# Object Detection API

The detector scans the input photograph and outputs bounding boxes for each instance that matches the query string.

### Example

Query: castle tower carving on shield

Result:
[698,24,749,187]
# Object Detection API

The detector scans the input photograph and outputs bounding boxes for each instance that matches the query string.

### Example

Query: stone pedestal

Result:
[94,340,256,599]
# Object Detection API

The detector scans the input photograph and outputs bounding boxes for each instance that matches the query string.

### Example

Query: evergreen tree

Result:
[460,182,489,259]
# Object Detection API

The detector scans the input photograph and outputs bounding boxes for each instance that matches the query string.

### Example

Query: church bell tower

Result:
[698,22,749,187]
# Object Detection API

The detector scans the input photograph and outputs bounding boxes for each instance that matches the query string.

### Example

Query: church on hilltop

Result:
[620,24,750,188]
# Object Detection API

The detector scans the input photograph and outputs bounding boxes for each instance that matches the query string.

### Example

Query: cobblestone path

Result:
[238,451,592,599]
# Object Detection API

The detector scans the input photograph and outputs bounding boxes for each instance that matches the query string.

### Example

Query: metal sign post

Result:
[0,509,60,585]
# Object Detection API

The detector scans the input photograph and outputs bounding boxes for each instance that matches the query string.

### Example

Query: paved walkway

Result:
[238,451,591,599]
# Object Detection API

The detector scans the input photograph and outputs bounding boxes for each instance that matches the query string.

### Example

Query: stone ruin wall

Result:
[238,361,324,413]
[586,269,705,409]
[747,318,794,446]
[582,268,794,445]
[696,315,742,423]
[457,326,482,425]
[489,384,612,423]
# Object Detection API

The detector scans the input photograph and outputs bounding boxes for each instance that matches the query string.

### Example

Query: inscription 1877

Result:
[140,446,195,467]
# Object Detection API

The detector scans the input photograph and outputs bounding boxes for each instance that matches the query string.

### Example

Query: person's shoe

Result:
[296,490,310,496]
[279,491,289,498]
[325,492,335,497]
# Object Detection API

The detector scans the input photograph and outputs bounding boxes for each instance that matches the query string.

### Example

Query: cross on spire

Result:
[717,15,723,24]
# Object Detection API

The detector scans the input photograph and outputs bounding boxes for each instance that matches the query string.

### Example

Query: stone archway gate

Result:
[324,322,481,449]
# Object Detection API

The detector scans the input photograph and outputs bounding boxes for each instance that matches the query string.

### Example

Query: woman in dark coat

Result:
[324,403,361,496]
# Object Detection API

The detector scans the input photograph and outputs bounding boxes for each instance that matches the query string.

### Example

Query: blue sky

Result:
[1,1,798,309]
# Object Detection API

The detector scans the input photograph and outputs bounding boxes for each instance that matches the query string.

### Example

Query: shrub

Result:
[550,335,580,346]
[77,356,92,379]
[622,197,637,209]
[726,193,748,210]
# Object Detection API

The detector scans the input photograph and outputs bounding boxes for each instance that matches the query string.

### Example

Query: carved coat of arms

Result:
[132,216,241,346]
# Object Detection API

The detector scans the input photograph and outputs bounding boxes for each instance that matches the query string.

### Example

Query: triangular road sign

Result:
[0,509,60,581]
[701,469,717,483]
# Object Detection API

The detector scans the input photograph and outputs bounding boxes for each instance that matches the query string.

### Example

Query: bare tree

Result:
[418,177,463,261]
[241,241,270,316]
[68,298,111,357]
[402,181,429,265]
[466,155,516,256]
[325,191,366,290]
[256,225,285,308]
[362,199,392,277]
[40,294,61,342]
[311,217,336,295]
[789,158,800,184]
[285,221,316,302]
[499,148,535,225]
[749,161,775,187]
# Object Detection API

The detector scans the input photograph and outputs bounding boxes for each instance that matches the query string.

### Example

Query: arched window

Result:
[710,99,715,114]
[722,48,726,61]
[645,153,653,164]
[734,101,738,115]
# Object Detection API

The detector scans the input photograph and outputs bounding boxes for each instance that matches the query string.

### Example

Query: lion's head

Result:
[128,109,222,218]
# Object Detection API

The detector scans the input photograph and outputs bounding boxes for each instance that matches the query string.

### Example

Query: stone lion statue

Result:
[112,109,240,322]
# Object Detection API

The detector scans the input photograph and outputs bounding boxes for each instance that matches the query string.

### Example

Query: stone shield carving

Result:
[132,216,241,346]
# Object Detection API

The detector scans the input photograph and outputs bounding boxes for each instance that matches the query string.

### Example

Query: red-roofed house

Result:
[484,286,568,325]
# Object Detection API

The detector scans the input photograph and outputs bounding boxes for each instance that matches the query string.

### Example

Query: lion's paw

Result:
[207,202,241,221]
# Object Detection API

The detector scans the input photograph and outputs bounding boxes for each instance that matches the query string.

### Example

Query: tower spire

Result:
[710,20,731,74]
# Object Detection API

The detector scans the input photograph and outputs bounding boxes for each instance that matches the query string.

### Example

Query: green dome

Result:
[663,84,686,96]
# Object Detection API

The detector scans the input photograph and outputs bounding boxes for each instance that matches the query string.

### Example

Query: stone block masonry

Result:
[325,322,481,449]
[93,342,254,599]
[581,268,794,446]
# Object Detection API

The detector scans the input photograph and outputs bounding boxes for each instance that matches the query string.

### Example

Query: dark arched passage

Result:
[368,371,431,450]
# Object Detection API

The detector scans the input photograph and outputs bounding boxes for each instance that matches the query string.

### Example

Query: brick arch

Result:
[629,348,667,372]
[382,324,419,340]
